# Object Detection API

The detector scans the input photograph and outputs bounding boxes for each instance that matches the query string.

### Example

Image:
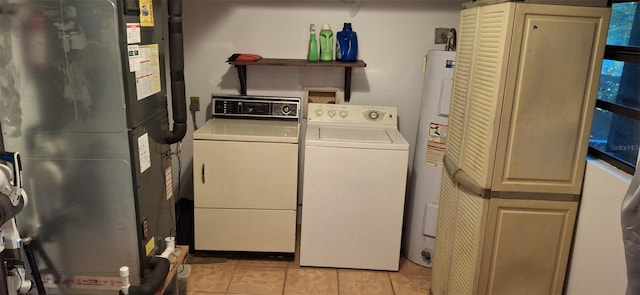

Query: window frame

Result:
[589,0,639,175]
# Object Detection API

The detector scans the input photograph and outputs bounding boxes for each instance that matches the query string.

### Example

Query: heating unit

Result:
[0,0,187,293]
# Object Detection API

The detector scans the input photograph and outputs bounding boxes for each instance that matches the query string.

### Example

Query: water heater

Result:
[403,50,456,267]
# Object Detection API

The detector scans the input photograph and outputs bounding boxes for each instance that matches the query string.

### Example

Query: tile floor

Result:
[182,252,432,295]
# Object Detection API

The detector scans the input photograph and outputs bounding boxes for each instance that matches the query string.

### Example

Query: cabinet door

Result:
[492,5,610,194]
[432,170,490,295]
[193,140,298,210]
[447,188,490,295]
[431,171,458,295]
[478,198,578,295]
[447,3,517,189]
[458,3,516,189]
[446,6,478,169]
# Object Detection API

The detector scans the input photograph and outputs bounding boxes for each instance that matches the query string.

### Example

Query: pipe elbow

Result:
[120,257,170,295]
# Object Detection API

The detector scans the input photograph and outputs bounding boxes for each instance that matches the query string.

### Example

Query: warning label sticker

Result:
[426,122,448,167]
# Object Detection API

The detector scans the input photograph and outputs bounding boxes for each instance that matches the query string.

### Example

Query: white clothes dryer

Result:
[299,103,409,271]
[193,95,300,253]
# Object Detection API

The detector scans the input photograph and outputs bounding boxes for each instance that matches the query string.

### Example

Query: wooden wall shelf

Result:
[228,58,367,102]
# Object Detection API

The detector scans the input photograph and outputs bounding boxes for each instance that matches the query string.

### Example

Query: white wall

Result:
[174,0,464,199]
[565,158,633,294]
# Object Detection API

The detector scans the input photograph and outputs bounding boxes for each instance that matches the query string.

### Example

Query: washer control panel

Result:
[308,103,398,126]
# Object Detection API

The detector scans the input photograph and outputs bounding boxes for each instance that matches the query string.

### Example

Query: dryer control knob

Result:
[328,110,336,117]
[281,105,291,115]
[368,111,380,120]
[339,110,348,118]
[315,109,324,117]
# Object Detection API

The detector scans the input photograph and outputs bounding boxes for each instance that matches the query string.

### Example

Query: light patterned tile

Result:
[227,265,286,295]
[186,292,225,295]
[389,271,432,295]
[284,268,338,295]
[398,256,431,275]
[187,263,236,292]
[186,254,237,265]
[338,269,394,295]
[237,258,290,268]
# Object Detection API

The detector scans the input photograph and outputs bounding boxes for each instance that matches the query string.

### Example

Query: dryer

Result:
[299,103,409,271]
[193,95,300,253]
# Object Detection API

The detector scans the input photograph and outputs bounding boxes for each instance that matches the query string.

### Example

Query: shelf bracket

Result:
[344,67,352,102]
[235,65,247,95]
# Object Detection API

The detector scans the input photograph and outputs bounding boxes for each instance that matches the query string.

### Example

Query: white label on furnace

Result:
[165,166,173,200]
[128,45,140,72]
[138,133,151,173]
[126,23,141,44]
[135,44,161,100]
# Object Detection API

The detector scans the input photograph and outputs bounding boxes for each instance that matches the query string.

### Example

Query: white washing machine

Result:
[193,95,300,253]
[299,103,409,271]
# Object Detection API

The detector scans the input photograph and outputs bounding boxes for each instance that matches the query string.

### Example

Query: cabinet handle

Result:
[201,163,206,184]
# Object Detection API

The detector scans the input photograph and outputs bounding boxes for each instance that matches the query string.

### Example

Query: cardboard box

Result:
[304,87,338,118]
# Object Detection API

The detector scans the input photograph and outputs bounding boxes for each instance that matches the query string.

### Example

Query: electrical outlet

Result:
[435,28,452,44]
[190,96,200,112]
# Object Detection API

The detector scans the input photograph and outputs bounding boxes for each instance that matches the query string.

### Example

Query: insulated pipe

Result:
[164,0,187,144]
[119,257,170,295]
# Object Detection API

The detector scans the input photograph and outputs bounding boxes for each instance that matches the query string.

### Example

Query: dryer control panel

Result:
[307,103,398,126]
[212,95,300,120]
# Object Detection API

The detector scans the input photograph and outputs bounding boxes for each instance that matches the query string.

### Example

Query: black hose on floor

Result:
[23,238,46,295]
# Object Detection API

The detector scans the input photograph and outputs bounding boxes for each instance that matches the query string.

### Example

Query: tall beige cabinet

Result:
[431,2,610,295]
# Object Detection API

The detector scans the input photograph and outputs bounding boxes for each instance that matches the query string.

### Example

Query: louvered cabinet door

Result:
[445,7,478,168]
[447,188,490,295]
[459,3,516,189]
[492,4,610,194]
[431,171,457,295]
[432,170,490,295]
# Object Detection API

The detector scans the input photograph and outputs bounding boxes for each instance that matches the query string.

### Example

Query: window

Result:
[589,0,639,174]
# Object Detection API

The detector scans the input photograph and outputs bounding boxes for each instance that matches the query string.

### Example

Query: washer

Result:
[193,95,300,253]
[299,103,409,271]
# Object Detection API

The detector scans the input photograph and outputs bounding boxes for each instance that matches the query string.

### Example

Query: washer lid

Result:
[193,119,299,143]
[320,127,392,143]
[306,126,409,150]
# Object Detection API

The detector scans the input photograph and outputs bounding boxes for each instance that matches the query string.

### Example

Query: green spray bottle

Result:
[308,24,319,62]
[319,24,333,62]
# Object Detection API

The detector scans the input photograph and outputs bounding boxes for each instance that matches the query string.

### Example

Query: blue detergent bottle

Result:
[336,23,358,62]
